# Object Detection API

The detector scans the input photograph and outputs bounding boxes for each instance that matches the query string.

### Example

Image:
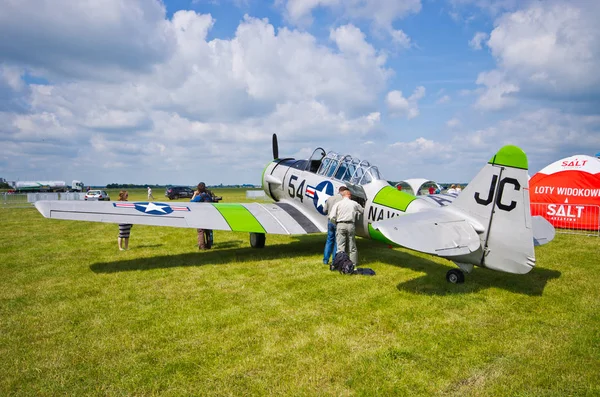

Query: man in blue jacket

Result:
[191,182,214,249]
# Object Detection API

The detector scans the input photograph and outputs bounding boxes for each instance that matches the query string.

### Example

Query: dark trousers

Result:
[323,220,336,264]
[197,229,213,249]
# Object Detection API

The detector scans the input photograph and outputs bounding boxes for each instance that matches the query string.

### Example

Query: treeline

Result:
[105,183,259,189]
[106,184,164,189]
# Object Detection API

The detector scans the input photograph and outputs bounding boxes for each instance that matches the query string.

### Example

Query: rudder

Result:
[450,145,536,274]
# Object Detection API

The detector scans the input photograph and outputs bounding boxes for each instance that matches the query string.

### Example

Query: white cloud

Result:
[390,137,444,153]
[281,0,421,46]
[474,70,519,110]
[373,108,600,182]
[446,118,461,127]
[329,24,388,67]
[0,0,174,80]
[451,108,600,173]
[389,29,412,48]
[0,6,391,184]
[386,86,425,119]
[283,0,339,26]
[469,32,488,50]
[363,136,454,181]
[436,95,451,104]
[411,86,426,100]
[475,1,600,109]
[0,65,24,91]
[449,0,520,17]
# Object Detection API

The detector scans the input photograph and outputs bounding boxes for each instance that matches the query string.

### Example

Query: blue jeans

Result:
[323,221,337,264]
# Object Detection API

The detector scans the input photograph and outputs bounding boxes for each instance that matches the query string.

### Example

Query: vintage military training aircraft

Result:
[35,134,555,283]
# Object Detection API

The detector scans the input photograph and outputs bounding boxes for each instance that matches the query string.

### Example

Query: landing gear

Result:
[446,269,465,284]
[250,232,266,248]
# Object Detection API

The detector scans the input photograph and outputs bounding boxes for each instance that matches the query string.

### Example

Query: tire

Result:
[250,233,266,248]
[446,269,465,284]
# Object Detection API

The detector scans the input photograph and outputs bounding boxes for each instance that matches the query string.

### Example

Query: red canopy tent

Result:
[529,155,600,230]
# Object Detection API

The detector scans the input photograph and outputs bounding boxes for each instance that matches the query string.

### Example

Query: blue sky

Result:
[1,0,599,186]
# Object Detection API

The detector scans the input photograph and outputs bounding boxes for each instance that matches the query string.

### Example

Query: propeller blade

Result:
[272,133,279,159]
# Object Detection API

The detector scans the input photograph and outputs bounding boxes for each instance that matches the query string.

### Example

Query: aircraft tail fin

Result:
[450,145,544,274]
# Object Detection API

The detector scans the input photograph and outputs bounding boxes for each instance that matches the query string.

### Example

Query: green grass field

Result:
[1,188,599,396]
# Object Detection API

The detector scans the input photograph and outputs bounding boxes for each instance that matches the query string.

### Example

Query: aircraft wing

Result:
[34,200,325,235]
[372,208,481,256]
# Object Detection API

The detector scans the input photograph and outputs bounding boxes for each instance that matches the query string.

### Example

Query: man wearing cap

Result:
[322,186,349,265]
[328,189,364,266]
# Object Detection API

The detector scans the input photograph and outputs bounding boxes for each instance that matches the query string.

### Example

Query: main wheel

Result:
[446,269,465,284]
[250,233,266,248]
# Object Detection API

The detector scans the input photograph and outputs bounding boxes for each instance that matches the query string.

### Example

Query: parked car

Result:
[165,186,194,200]
[84,190,110,201]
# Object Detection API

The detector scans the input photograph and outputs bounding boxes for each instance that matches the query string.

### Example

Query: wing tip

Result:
[34,200,51,218]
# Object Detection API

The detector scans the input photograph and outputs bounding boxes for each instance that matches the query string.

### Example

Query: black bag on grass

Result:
[355,268,376,276]
[330,251,355,275]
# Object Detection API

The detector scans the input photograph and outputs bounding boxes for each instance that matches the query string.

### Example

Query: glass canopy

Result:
[313,150,382,185]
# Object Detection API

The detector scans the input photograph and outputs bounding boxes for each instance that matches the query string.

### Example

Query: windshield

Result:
[316,151,382,185]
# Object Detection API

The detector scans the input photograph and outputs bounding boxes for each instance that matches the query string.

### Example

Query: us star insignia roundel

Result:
[113,202,190,215]
[307,180,334,215]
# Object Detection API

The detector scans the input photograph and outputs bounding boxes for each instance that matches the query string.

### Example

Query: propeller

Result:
[272,133,279,160]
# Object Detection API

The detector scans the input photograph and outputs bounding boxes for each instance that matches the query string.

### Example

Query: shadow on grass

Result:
[90,234,328,273]
[207,241,244,249]
[91,235,445,276]
[395,266,561,296]
[91,235,560,295]
[356,240,561,296]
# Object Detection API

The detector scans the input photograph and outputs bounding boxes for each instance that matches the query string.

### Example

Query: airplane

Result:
[34,134,555,283]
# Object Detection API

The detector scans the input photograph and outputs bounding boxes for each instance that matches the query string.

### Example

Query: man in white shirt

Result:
[147,186,154,201]
[329,189,364,266]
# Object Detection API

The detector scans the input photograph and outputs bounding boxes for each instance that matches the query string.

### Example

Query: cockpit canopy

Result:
[310,149,383,185]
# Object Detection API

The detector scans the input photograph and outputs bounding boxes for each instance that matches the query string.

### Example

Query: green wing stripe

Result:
[373,186,416,212]
[488,145,528,170]
[213,204,266,233]
[368,224,394,245]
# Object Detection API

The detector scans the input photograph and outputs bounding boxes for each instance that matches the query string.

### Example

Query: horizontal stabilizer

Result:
[532,216,556,246]
[372,209,481,256]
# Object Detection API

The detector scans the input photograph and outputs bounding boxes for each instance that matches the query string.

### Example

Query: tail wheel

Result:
[446,269,465,284]
[250,233,266,248]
